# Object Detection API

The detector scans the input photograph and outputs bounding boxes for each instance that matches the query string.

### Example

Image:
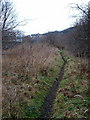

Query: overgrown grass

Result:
[24,56,63,118]
[2,42,63,118]
[52,53,89,119]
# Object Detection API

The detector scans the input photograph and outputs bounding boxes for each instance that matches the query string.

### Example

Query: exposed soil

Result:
[39,54,67,118]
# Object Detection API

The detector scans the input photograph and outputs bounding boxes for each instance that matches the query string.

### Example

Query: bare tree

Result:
[0,0,3,28]
[1,0,22,31]
[69,3,90,58]
[0,0,27,43]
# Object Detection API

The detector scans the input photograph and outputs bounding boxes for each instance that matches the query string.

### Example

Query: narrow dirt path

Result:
[39,53,67,118]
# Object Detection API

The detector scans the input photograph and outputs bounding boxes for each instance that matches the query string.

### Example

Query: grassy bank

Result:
[2,42,63,118]
[52,52,89,119]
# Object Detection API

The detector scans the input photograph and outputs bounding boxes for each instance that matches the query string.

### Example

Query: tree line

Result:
[42,3,89,58]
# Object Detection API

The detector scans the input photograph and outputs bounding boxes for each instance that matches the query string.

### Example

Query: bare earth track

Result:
[39,54,67,118]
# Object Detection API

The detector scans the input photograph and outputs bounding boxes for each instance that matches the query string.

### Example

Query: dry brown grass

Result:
[77,58,89,79]
[2,42,61,117]
[52,53,89,118]
[3,42,59,74]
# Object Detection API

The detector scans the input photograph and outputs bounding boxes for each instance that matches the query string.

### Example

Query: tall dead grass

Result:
[3,42,59,74]
[77,56,89,79]
[2,41,60,117]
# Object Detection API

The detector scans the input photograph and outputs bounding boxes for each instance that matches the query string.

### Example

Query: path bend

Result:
[39,54,67,119]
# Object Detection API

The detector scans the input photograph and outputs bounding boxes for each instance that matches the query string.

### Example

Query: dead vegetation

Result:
[2,42,62,118]
[52,53,89,118]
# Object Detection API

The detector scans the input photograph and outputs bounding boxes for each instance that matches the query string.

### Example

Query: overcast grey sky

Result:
[13,0,89,35]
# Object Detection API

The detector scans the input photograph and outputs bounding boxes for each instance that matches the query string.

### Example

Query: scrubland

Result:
[2,42,63,118]
[2,42,89,119]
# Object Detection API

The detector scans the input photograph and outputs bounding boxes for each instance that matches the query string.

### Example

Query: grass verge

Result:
[52,53,89,119]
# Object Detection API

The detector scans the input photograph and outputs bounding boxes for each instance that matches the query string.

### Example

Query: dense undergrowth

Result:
[52,52,89,119]
[2,42,63,118]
